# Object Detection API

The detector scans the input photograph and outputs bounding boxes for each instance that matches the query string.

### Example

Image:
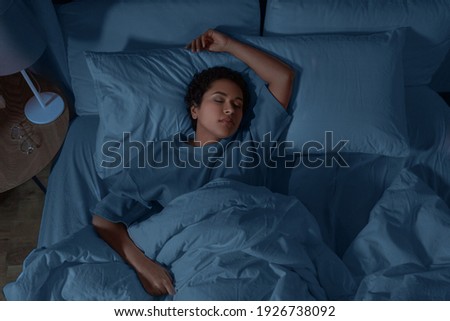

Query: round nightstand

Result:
[0,71,70,193]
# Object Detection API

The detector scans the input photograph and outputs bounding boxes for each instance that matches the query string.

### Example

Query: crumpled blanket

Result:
[4,178,355,300]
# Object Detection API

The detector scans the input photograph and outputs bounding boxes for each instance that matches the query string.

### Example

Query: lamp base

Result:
[24,92,64,124]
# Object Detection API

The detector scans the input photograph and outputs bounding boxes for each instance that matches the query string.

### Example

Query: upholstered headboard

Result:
[49,0,449,97]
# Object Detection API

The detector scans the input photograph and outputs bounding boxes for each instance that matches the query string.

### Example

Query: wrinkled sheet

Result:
[4,178,356,300]
[344,169,450,300]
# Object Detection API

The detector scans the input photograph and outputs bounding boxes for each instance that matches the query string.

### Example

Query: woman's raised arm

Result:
[186,29,294,109]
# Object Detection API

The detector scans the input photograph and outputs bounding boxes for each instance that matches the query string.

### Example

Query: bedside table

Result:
[0,72,70,193]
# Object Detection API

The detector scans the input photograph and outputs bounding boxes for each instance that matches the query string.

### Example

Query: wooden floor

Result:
[0,165,50,301]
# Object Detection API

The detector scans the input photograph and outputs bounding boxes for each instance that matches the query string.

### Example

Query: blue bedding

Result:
[343,169,450,300]
[37,115,107,248]
[6,167,450,300]
[3,104,449,301]
[4,179,355,300]
[6,0,450,302]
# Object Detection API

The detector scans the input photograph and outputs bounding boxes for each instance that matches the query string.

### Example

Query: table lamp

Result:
[0,0,64,124]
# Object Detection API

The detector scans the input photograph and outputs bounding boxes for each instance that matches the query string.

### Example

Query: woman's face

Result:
[191,79,244,146]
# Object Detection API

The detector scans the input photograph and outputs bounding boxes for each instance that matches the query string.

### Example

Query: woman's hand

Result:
[186,29,232,53]
[92,215,176,297]
[134,256,176,296]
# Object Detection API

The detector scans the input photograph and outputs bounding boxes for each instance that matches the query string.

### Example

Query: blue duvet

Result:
[6,165,450,300]
[4,178,356,300]
[343,169,450,300]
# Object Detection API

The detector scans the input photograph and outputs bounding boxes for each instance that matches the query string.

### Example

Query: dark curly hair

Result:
[184,66,249,131]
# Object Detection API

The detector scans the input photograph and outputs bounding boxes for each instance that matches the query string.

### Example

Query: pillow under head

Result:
[87,30,409,178]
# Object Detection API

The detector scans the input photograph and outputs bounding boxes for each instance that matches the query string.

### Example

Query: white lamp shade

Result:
[0,0,63,124]
[0,0,46,76]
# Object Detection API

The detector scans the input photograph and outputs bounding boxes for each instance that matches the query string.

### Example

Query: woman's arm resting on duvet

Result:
[92,214,175,296]
[187,29,294,109]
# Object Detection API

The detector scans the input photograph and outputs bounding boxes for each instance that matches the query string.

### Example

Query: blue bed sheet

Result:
[37,115,107,248]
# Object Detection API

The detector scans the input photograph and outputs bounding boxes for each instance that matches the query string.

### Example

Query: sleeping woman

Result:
[91,29,295,296]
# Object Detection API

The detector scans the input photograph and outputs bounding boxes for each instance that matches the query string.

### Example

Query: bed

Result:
[3,0,450,300]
